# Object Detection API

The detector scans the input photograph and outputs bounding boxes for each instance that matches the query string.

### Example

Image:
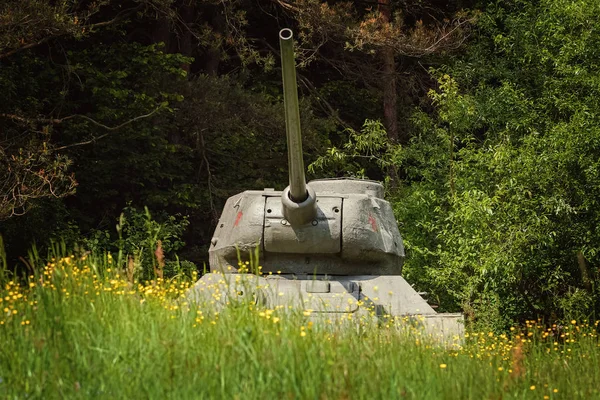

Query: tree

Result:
[398,0,600,328]
[0,0,183,219]
[0,0,337,265]
[271,0,471,144]
[0,0,177,60]
[0,0,269,220]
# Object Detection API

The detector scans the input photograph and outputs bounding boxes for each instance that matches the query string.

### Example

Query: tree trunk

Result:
[178,0,196,74]
[382,47,398,143]
[379,0,400,186]
[205,6,224,76]
[152,17,171,50]
[379,0,399,144]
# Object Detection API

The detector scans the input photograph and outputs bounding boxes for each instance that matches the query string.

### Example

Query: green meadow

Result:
[0,247,598,399]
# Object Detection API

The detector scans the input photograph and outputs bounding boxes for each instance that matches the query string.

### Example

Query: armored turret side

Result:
[208,190,267,273]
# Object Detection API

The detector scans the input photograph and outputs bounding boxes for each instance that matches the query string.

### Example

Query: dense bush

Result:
[396,0,600,329]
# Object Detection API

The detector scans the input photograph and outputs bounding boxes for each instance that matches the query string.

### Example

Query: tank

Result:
[190,28,463,338]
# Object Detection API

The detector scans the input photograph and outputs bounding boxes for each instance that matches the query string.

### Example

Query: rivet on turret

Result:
[311,220,318,226]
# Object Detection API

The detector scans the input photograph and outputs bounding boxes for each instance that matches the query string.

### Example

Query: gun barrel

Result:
[279,28,307,203]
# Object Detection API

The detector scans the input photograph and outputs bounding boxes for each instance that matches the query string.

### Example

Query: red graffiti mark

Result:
[368,214,378,232]
[234,211,243,227]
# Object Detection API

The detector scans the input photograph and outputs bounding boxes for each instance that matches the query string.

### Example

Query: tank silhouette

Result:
[190,29,463,337]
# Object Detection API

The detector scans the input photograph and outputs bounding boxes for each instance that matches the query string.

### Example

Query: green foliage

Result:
[0,31,335,264]
[309,119,400,179]
[60,42,191,219]
[169,73,332,214]
[0,50,79,219]
[1,249,600,398]
[0,0,179,60]
[0,0,95,56]
[317,81,381,127]
[0,39,195,265]
[85,205,190,280]
[116,206,188,262]
[396,0,600,328]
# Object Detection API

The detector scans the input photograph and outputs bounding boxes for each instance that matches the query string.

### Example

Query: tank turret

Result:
[190,29,463,338]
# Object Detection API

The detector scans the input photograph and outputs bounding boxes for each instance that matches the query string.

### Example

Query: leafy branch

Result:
[0,104,167,151]
[308,119,400,178]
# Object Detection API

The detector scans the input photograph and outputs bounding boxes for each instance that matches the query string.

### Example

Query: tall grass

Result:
[0,247,598,399]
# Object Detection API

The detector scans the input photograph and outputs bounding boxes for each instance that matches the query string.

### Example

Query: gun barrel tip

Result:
[279,28,293,40]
